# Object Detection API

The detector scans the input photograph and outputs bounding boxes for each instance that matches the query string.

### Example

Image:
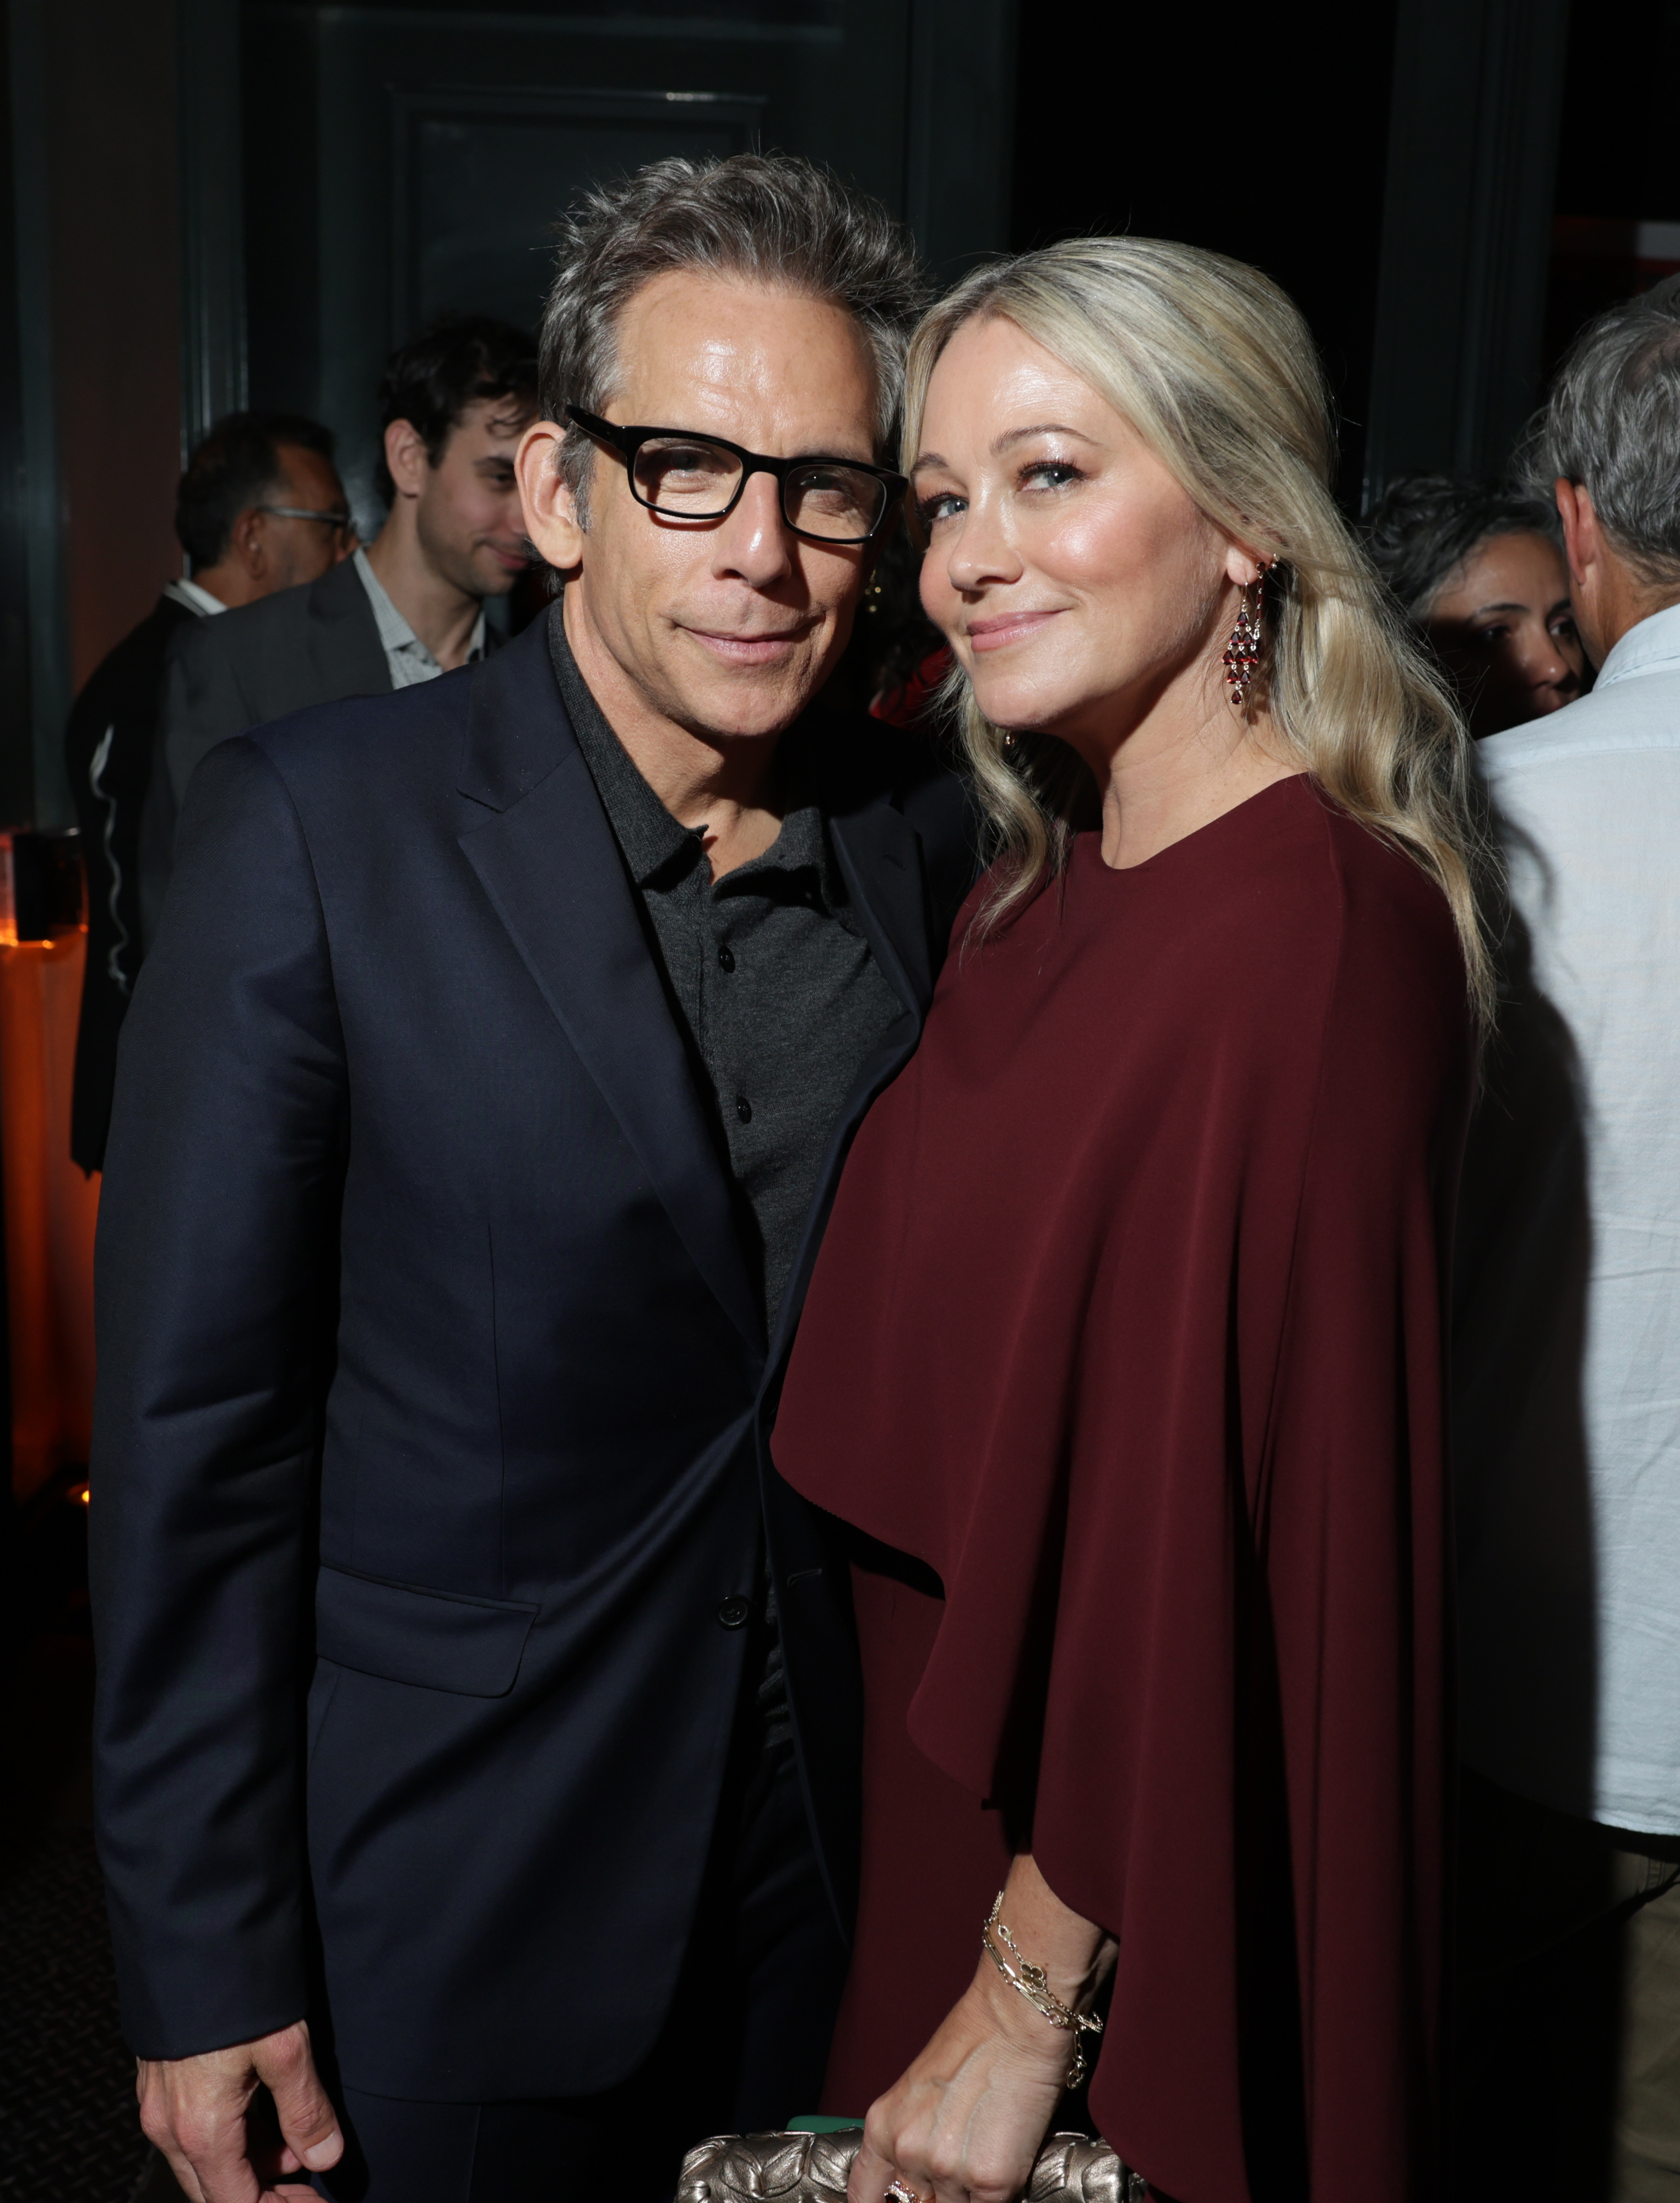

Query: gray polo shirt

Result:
[549,610,904,1337]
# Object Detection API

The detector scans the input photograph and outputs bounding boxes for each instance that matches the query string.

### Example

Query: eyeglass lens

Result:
[630,437,887,540]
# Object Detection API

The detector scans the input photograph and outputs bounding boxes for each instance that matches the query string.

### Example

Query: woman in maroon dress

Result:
[771,240,1491,2203]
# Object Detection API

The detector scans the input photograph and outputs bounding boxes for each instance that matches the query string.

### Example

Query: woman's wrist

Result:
[966,1954,1091,2072]
[972,1866,1115,2086]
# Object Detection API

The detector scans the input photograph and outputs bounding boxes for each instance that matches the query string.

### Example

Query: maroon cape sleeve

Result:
[1073,865,1456,2201]
[903,839,1466,2203]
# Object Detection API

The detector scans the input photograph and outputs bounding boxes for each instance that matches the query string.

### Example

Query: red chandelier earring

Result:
[1221,562,1272,712]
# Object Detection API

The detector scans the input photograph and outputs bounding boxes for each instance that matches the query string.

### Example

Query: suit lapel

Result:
[829,799,933,1018]
[308,555,393,699]
[457,627,763,1355]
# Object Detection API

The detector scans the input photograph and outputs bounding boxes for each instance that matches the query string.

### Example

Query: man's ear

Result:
[1555,477,1597,591]
[383,417,431,502]
[228,504,268,582]
[517,419,584,574]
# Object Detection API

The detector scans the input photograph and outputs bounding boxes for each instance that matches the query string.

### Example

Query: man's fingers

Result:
[253,2025,344,2174]
[137,2079,214,2203]
[166,2117,263,2203]
[148,2140,209,2203]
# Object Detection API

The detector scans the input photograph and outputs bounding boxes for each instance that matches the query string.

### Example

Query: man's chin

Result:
[669,670,826,744]
[476,563,524,598]
[668,638,833,738]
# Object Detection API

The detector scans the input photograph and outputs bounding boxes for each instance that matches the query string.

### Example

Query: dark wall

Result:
[1553,0,1680,219]
[2,0,180,829]
[0,20,34,829]
[45,0,181,697]
[1544,0,1680,379]
[1010,2,1401,505]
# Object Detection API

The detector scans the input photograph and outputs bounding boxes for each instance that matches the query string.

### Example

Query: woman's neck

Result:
[1057,658,1300,871]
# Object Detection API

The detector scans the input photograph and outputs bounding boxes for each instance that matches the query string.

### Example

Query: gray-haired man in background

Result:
[1453,279,1680,2197]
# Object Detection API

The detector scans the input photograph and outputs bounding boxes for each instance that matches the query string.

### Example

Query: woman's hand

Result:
[848,1961,1074,2203]
[847,1856,1115,2203]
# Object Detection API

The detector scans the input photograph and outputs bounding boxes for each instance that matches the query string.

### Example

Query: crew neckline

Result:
[1080,770,1313,878]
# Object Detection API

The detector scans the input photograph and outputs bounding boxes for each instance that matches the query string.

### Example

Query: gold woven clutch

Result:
[676,2128,1146,2202]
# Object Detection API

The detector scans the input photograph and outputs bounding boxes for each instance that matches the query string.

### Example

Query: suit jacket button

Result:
[716,1594,751,1629]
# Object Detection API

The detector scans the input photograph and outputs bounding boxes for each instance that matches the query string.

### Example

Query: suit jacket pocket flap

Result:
[316,1566,537,1697]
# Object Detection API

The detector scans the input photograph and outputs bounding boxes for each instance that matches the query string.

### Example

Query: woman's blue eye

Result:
[1023,462,1082,490]
[918,492,965,528]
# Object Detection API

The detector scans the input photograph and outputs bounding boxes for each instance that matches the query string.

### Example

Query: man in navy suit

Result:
[90,155,971,2203]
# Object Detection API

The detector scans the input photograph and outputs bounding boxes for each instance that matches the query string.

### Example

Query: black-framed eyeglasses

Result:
[566,408,906,544]
[259,504,355,539]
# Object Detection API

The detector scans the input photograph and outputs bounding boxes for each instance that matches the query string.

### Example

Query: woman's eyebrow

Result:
[991,422,1092,453]
[912,424,1101,475]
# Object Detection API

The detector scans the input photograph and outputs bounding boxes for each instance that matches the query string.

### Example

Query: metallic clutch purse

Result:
[677,2129,1146,2202]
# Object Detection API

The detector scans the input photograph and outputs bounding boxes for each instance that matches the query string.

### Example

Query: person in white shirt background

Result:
[1454,274,1680,2203]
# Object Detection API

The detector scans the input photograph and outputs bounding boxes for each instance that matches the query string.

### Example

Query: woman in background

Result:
[1366,473,1585,735]
[772,240,1489,2203]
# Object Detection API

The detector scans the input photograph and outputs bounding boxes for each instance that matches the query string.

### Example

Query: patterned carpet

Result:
[0,1826,155,2203]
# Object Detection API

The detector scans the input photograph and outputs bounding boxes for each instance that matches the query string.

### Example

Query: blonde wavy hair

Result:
[904,237,1495,1024]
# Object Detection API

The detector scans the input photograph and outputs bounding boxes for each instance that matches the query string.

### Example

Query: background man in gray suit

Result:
[139,314,537,937]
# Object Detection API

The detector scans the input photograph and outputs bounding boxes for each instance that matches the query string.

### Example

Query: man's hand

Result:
[137,2020,344,2203]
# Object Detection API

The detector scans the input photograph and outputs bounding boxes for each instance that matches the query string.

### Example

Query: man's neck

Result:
[365,511,482,670]
[1594,580,1680,666]
[183,561,256,610]
[561,589,785,876]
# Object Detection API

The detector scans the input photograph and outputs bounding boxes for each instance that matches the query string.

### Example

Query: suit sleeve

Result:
[137,621,257,949]
[92,735,347,2059]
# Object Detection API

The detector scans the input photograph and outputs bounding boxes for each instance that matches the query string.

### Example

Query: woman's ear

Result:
[517,419,584,573]
[1224,541,1270,589]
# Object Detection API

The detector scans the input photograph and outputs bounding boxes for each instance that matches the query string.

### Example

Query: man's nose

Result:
[709,469,796,587]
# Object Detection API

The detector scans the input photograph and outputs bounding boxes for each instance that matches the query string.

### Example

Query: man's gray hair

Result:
[539,153,927,518]
[1531,274,1680,583]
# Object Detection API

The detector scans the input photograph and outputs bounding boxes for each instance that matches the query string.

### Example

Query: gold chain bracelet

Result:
[980,1891,1105,2090]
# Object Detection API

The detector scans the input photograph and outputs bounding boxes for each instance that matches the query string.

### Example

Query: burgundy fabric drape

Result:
[774,779,1471,2203]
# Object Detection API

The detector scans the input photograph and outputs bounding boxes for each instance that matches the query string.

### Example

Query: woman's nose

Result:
[944,496,1022,592]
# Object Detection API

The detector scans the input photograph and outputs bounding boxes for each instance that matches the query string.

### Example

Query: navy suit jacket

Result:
[89,616,975,2097]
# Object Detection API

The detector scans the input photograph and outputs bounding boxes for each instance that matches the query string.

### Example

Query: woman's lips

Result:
[964,609,1064,654]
